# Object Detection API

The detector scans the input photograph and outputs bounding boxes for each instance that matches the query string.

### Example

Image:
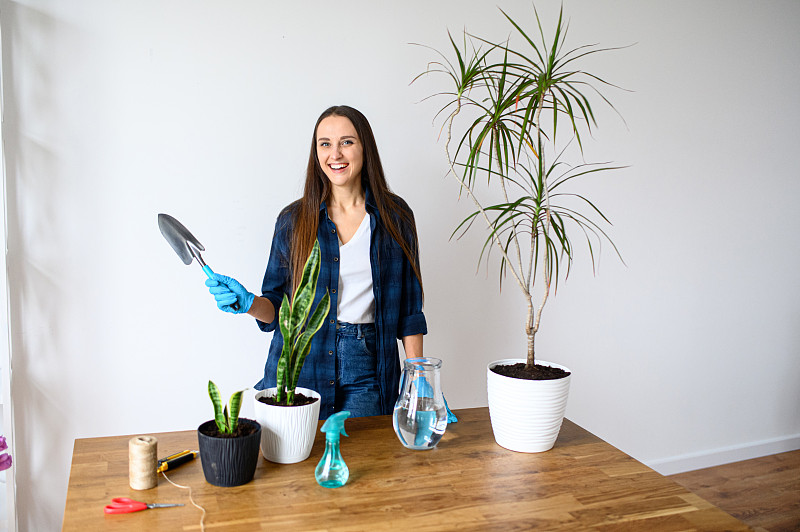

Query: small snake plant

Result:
[276,239,331,405]
[208,380,245,434]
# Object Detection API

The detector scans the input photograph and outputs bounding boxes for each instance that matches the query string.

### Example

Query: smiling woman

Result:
[204,105,428,420]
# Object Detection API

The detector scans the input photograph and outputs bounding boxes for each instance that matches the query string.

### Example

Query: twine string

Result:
[162,470,207,532]
[128,434,207,530]
[128,436,158,490]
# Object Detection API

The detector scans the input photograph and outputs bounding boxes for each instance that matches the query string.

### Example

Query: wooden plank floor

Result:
[669,449,800,532]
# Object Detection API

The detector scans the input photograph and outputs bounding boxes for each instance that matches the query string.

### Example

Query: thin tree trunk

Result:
[526,92,552,370]
[526,294,535,366]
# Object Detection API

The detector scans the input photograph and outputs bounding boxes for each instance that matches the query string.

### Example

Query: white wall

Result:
[0,16,17,530]
[1,0,799,530]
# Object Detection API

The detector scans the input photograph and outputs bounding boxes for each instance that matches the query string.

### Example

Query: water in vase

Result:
[393,398,448,450]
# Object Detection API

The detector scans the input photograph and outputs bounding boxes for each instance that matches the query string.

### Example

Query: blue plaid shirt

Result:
[254,188,427,419]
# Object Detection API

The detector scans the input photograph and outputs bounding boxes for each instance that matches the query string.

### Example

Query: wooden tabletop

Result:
[63,407,750,531]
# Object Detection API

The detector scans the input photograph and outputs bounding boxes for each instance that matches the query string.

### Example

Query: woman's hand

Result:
[205,273,255,314]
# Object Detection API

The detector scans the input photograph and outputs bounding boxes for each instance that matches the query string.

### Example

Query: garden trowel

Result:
[157,213,239,310]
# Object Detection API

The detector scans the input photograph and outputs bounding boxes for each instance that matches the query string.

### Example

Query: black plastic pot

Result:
[197,418,261,487]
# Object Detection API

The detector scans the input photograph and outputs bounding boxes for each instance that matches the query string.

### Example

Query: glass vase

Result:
[392,357,448,450]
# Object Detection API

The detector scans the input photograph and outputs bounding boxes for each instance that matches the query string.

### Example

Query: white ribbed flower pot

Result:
[253,387,321,464]
[487,358,571,453]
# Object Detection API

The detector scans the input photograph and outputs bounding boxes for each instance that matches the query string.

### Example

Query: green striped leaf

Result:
[208,380,226,433]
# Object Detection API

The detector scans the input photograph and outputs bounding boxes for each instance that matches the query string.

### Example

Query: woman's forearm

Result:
[247,295,276,324]
[401,334,423,358]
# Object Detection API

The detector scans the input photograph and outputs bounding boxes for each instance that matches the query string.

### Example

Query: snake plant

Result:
[208,380,245,434]
[415,5,626,369]
[276,240,331,405]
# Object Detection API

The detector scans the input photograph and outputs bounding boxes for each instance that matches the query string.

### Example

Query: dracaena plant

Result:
[208,380,244,434]
[276,239,331,405]
[415,6,625,370]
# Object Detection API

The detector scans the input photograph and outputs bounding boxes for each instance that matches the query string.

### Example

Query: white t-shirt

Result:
[336,214,375,324]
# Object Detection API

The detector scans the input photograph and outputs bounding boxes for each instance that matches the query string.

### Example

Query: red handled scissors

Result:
[104,497,183,514]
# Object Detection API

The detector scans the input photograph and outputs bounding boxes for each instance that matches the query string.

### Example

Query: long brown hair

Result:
[289,105,423,297]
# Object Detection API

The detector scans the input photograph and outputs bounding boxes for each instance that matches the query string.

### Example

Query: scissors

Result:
[104,497,183,514]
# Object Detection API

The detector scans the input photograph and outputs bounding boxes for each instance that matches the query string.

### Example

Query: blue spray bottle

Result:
[315,410,351,488]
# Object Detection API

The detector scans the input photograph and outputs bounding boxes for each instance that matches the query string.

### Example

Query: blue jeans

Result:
[335,322,382,418]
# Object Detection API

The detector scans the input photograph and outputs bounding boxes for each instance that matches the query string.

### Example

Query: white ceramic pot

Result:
[253,387,321,464]
[487,358,571,453]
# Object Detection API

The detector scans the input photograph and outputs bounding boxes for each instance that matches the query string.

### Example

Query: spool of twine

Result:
[129,435,158,490]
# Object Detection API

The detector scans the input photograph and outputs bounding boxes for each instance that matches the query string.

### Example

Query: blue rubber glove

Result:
[412,377,458,423]
[414,375,434,398]
[443,396,458,424]
[406,376,458,447]
[205,272,254,314]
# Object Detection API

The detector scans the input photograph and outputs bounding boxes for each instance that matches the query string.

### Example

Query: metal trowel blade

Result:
[158,213,206,265]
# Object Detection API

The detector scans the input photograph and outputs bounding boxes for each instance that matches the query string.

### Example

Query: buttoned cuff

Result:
[397,312,427,338]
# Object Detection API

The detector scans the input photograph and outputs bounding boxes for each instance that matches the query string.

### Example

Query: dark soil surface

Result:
[257,392,319,407]
[491,362,571,381]
[199,418,260,439]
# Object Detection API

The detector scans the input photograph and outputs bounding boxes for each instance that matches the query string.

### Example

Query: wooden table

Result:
[63,408,750,531]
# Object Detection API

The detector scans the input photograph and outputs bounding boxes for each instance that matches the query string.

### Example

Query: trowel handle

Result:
[202,264,241,311]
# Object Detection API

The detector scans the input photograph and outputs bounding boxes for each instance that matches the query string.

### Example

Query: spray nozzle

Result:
[321,410,351,442]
